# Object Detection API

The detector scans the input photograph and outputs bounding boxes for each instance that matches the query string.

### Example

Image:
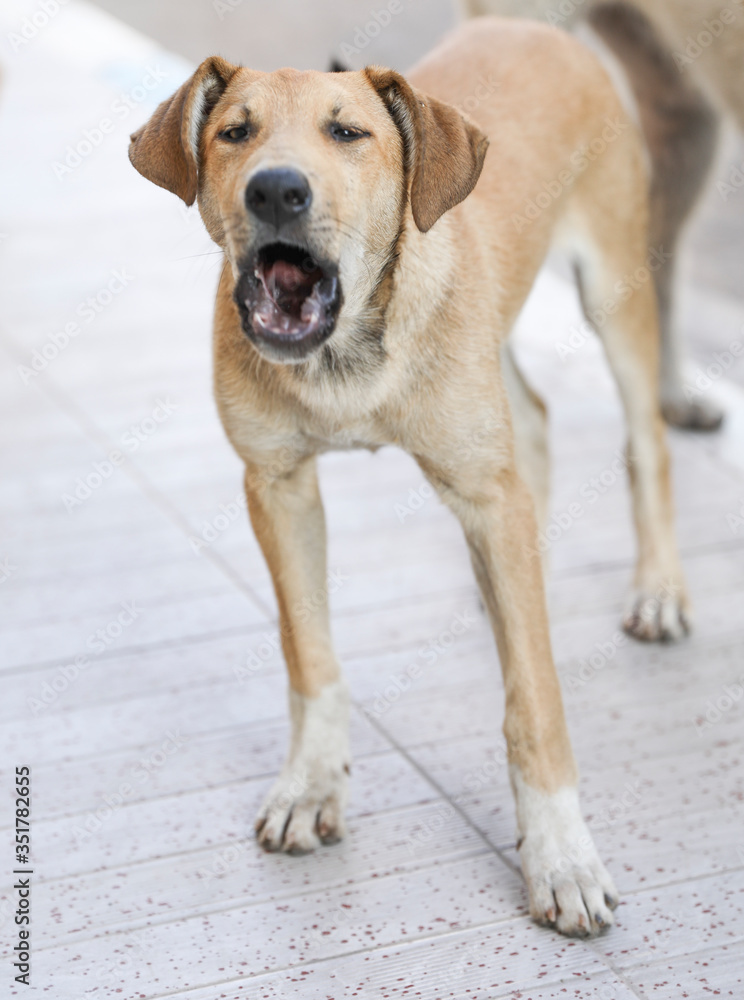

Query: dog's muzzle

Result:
[234,241,342,362]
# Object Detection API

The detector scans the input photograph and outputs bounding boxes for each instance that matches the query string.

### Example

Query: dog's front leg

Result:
[244,456,350,854]
[431,463,618,936]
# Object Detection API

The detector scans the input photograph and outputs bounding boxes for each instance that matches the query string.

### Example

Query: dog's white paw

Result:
[513,773,618,938]
[623,578,691,642]
[255,680,350,855]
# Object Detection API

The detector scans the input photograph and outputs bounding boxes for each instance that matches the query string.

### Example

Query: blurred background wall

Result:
[87,0,457,72]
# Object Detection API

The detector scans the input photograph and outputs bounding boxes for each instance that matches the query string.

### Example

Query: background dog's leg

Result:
[569,136,691,640]
[423,453,617,937]
[501,344,550,539]
[587,3,723,431]
[244,456,350,854]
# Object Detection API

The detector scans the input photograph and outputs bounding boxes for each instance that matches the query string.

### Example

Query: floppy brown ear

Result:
[128,56,239,205]
[364,66,489,233]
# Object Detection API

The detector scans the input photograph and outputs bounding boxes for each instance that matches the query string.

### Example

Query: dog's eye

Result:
[220,125,249,143]
[329,123,369,143]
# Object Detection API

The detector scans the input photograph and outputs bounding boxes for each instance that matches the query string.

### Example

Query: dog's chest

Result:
[302,415,390,455]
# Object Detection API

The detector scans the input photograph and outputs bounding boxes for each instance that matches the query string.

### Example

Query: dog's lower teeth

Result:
[301,294,322,324]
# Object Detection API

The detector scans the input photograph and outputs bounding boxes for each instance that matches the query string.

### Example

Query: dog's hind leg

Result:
[587,2,723,431]
[567,127,691,641]
[501,343,550,538]
[244,455,350,854]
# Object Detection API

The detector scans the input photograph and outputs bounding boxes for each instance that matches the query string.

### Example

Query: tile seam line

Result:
[9,765,442,830]
[354,701,533,884]
[4,771,740,844]
[7,860,744,958]
[0,797,484,881]
[9,592,741,682]
[20,917,614,999]
[0,730,396,773]
[0,621,491,679]
[0,330,274,620]
[19,849,493,955]
[586,944,649,1000]
[352,704,744,988]
[0,587,487,678]
[618,937,744,974]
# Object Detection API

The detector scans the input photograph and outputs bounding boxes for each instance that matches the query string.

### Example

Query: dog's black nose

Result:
[245,168,312,229]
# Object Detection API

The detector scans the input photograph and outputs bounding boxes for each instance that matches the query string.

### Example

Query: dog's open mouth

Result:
[235,242,341,357]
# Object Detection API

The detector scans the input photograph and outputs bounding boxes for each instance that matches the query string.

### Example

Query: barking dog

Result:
[129,18,690,937]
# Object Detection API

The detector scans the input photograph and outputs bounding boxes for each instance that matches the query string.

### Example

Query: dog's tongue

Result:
[264,259,319,318]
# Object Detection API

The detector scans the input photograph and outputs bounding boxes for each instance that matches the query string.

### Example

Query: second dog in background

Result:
[462,0,744,431]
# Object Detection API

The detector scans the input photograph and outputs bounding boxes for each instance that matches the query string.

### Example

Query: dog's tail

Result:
[328,59,349,73]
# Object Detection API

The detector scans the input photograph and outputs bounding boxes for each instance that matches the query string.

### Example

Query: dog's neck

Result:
[273,210,460,436]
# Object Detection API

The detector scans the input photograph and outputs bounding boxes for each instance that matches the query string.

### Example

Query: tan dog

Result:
[463,0,744,431]
[129,18,690,937]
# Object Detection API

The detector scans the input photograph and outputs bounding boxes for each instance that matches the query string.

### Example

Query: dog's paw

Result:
[623,580,691,642]
[255,680,350,855]
[255,763,348,854]
[662,395,724,432]
[522,845,618,937]
[513,776,618,938]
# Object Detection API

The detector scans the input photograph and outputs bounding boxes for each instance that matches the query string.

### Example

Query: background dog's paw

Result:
[623,582,691,642]
[662,395,724,432]
[255,765,348,854]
